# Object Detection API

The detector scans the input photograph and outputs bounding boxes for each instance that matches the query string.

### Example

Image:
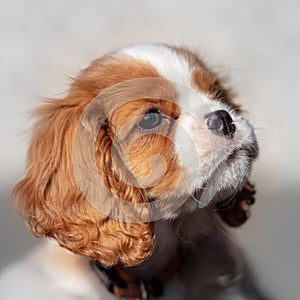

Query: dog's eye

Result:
[137,109,163,131]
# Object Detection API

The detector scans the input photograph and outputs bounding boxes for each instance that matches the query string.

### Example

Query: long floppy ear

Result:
[13,94,153,267]
[216,180,256,227]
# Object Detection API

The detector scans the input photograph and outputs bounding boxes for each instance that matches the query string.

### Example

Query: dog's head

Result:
[14,44,258,267]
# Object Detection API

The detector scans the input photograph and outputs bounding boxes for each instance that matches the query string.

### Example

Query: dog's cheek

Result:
[127,135,182,195]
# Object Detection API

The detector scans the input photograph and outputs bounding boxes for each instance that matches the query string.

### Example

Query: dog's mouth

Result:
[226,144,258,162]
[226,148,240,161]
[190,143,258,207]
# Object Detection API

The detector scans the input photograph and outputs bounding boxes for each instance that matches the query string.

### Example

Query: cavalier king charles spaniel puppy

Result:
[0,44,268,300]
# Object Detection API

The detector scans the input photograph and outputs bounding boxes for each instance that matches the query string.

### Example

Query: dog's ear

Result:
[13,93,153,267]
[216,181,256,227]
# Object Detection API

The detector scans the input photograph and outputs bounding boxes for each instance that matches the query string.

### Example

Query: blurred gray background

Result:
[1,0,299,299]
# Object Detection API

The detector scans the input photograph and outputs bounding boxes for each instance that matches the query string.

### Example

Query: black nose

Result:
[205,110,236,137]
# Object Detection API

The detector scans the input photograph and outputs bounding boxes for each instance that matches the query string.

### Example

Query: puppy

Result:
[0,44,267,299]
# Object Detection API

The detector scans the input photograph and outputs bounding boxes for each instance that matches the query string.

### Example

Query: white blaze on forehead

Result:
[118,44,192,87]
[118,44,232,117]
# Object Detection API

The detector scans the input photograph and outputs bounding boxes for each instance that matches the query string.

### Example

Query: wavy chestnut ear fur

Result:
[12,57,158,267]
[216,181,256,227]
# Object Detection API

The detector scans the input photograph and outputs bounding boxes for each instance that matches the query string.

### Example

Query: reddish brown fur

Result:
[13,56,163,267]
[168,45,241,111]
[107,97,182,199]
[13,48,253,269]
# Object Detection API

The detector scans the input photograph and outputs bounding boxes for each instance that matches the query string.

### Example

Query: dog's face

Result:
[14,44,258,267]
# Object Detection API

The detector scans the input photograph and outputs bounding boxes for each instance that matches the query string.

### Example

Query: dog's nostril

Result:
[205,110,236,137]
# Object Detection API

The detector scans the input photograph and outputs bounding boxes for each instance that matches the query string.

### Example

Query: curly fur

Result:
[13,46,257,270]
[12,56,164,267]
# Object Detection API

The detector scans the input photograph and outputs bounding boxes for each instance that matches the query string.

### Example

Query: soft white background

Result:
[1,1,299,299]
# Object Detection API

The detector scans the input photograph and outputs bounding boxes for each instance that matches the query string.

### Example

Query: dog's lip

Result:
[226,144,258,162]
[226,148,239,161]
[191,143,258,203]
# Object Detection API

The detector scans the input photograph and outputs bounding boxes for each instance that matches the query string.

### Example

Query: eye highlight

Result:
[137,109,163,131]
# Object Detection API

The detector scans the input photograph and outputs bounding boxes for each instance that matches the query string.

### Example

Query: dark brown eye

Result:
[137,109,163,131]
